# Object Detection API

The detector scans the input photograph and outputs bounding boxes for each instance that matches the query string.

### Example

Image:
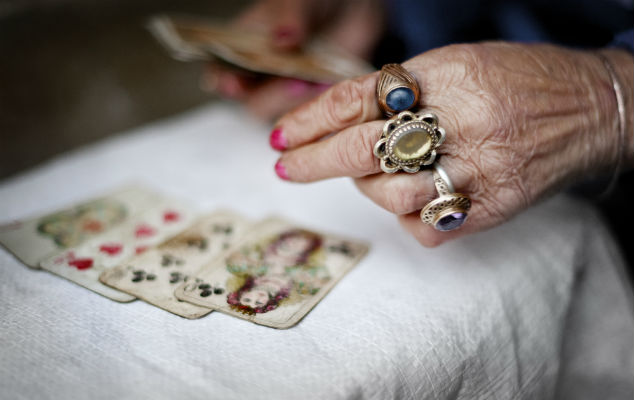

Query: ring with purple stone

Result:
[376,64,420,116]
[420,164,471,231]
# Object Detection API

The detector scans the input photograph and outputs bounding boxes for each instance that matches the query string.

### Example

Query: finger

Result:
[245,78,328,121]
[353,156,474,216]
[269,0,311,50]
[235,0,312,50]
[274,120,385,182]
[353,171,436,215]
[272,72,382,150]
[200,64,219,93]
[202,64,256,100]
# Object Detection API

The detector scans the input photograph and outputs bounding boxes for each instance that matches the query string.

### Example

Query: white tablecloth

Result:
[1,104,632,400]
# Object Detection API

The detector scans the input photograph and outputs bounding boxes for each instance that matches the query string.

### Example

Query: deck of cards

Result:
[0,186,369,328]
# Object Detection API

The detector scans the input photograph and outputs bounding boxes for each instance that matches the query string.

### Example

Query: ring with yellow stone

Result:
[373,111,446,173]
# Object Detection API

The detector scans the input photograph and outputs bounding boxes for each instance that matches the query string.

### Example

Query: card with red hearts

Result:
[99,210,251,318]
[39,198,197,302]
[0,186,163,268]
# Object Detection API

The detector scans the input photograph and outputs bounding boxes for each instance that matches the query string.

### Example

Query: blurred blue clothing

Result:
[384,0,633,58]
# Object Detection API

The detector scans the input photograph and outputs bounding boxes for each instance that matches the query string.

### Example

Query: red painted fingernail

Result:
[274,27,297,41]
[275,159,289,180]
[269,128,288,151]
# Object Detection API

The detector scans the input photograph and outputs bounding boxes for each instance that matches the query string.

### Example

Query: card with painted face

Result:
[0,186,163,268]
[174,217,369,329]
[99,210,251,318]
[147,15,374,83]
[39,199,196,302]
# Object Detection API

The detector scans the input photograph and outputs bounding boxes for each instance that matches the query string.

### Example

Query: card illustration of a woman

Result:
[225,229,331,314]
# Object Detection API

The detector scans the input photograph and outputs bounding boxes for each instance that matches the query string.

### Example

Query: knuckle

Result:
[358,127,382,172]
[334,128,379,176]
[475,197,508,226]
[434,49,511,145]
[439,44,488,88]
[383,180,419,215]
[457,152,528,227]
[478,93,514,138]
[322,79,366,127]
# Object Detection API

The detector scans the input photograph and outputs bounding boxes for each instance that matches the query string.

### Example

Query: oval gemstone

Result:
[392,129,432,161]
[435,212,467,231]
[386,87,415,112]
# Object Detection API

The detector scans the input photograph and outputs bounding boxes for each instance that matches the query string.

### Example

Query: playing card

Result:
[174,217,369,329]
[0,185,163,268]
[100,210,251,318]
[147,14,207,61]
[39,198,197,302]
[147,14,374,83]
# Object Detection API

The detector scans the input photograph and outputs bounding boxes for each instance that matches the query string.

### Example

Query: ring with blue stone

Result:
[420,164,471,231]
[376,64,420,116]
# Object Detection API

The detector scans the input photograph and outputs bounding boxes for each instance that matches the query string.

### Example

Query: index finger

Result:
[272,71,382,150]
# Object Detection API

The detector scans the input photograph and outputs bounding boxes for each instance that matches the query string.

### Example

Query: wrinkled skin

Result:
[272,43,634,246]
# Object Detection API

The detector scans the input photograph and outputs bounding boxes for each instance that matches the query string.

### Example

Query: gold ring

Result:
[376,64,420,116]
[420,164,471,231]
[373,111,445,173]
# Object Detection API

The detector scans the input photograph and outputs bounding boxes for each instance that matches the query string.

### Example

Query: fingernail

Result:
[274,27,297,41]
[269,128,288,151]
[287,79,310,97]
[275,159,289,180]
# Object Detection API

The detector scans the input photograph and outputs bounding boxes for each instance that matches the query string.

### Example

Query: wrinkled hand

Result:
[202,0,384,120]
[271,42,634,246]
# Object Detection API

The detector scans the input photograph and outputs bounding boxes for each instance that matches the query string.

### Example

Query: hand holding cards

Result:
[1,186,369,328]
[147,14,374,84]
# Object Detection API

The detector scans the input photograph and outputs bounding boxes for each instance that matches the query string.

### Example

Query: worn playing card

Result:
[174,217,369,329]
[147,14,374,83]
[99,210,251,318]
[147,14,206,61]
[39,198,196,302]
[0,185,163,268]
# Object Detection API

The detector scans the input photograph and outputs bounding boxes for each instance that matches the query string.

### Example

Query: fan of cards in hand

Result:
[147,14,374,84]
[0,186,368,328]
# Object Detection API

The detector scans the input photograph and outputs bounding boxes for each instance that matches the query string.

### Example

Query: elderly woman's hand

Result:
[201,0,384,121]
[271,42,634,246]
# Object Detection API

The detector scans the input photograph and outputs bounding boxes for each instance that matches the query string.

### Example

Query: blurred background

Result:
[0,0,247,180]
[1,0,632,274]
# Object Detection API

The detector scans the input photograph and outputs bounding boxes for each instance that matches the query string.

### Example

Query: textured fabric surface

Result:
[0,104,632,400]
